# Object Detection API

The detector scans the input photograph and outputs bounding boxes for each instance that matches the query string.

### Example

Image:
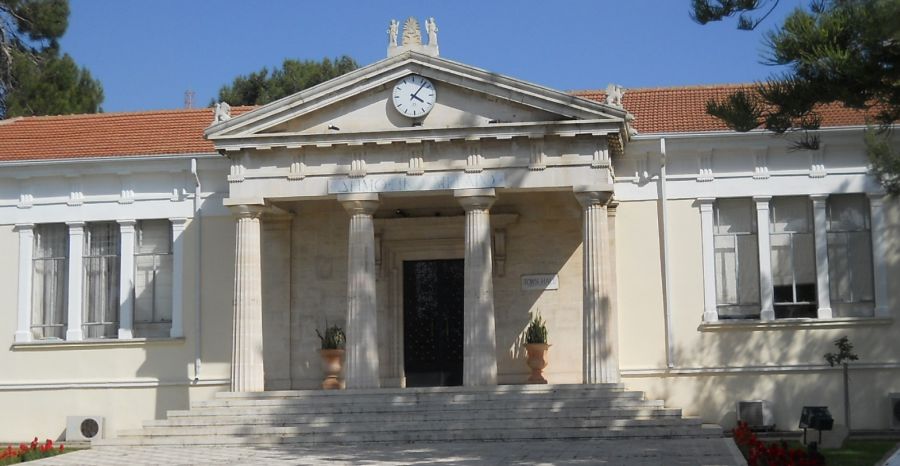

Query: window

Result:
[827,194,874,316]
[770,197,817,318]
[134,219,173,338]
[31,224,68,339]
[82,222,120,338]
[714,198,760,319]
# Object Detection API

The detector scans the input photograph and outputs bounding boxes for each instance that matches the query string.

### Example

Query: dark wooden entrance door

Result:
[403,259,464,387]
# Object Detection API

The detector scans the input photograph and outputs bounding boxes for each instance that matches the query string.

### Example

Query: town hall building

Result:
[0,18,897,443]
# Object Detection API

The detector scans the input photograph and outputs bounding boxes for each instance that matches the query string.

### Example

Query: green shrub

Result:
[525,314,548,344]
[316,324,346,350]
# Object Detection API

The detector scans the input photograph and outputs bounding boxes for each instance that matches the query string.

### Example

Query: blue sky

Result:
[62,0,802,113]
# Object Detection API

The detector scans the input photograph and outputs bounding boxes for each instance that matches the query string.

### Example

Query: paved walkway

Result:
[32,438,746,465]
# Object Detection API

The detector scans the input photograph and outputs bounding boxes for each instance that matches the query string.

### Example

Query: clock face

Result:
[392,75,436,118]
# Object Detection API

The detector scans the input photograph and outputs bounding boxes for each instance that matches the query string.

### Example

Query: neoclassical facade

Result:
[1,22,898,441]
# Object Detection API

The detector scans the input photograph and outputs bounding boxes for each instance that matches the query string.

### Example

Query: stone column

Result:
[455,188,498,386]
[170,218,187,338]
[575,190,619,384]
[14,224,34,343]
[810,195,833,319]
[339,193,381,389]
[66,222,85,341]
[698,199,719,322]
[868,193,889,317]
[230,205,266,392]
[117,220,136,339]
[753,196,775,321]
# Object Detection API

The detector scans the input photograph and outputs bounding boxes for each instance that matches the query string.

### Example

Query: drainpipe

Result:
[191,158,203,382]
[659,138,675,369]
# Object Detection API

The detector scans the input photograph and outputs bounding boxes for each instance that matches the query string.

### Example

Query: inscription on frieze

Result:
[328,172,505,194]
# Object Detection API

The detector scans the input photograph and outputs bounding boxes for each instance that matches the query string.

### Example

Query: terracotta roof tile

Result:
[572,84,874,134]
[0,107,254,162]
[0,85,876,162]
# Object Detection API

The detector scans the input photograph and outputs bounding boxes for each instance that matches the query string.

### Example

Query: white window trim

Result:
[15,218,187,344]
[701,193,887,325]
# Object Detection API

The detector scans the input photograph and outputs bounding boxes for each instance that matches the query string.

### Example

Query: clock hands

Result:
[410,80,428,102]
[410,93,425,103]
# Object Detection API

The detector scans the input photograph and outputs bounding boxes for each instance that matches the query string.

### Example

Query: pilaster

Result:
[698,199,718,322]
[65,222,85,341]
[868,193,889,317]
[117,220,136,339]
[754,196,775,321]
[230,205,266,392]
[339,193,381,389]
[810,195,832,319]
[14,224,34,343]
[455,188,498,386]
[170,218,188,338]
[574,189,619,384]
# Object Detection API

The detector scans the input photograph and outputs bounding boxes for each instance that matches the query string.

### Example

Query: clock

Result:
[392,75,436,118]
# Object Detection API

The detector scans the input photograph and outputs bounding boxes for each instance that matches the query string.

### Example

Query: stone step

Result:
[171,397,665,418]
[97,424,722,447]
[144,407,684,428]
[124,416,703,438]
[213,383,626,400]
[190,390,645,409]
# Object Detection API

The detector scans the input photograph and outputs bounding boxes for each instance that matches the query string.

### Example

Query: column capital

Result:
[338,193,380,216]
[753,196,772,210]
[810,194,829,204]
[66,221,85,233]
[229,204,266,219]
[574,190,612,208]
[117,219,137,231]
[697,198,715,212]
[13,223,34,232]
[455,188,495,211]
[867,192,886,205]
[607,200,620,217]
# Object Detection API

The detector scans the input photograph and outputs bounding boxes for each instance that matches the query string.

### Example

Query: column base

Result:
[14,331,32,343]
[874,306,890,318]
[702,311,719,323]
[66,329,84,341]
[760,309,776,321]
[817,307,833,319]
[118,328,134,339]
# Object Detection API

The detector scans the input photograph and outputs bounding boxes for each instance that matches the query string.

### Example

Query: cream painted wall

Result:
[0,212,237,442]
[615,195,900,429]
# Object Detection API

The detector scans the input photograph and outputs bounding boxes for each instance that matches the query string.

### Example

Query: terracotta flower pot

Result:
[320,348,345,390]
[524,343,550,384]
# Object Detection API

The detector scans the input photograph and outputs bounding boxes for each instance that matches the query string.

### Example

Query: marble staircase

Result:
[94,384,722,447]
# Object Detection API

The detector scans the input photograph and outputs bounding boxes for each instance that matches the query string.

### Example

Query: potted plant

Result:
[524,313,550,384]
[316,324,346,390]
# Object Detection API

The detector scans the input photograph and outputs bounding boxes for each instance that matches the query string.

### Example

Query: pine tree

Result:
[691,0,900,192]
[1,0,103,117]
[213,56,358,106]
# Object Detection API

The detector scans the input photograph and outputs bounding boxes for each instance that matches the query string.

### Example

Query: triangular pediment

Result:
[205,52,628,145]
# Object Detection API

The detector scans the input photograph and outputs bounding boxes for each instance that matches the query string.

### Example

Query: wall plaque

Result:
[328,172,505,194]
[521,274,559,291]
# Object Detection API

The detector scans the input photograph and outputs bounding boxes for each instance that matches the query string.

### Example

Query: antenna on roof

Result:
[184,90,196,109]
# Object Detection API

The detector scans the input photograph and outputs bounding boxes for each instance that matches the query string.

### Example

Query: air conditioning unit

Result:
[890,393,900,430]
[66,416,104,442]
[737,400,775,431]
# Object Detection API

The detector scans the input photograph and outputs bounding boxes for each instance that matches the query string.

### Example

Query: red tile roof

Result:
[572,84,874,135]
[0,85,875,162]
[0,107,254,162]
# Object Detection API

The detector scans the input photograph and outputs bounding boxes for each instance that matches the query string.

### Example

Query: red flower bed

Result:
[0,438,65,464]
[733,422,825,466]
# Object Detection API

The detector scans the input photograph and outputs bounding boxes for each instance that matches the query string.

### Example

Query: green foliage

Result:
[866,126,900,193]
[213,56,358,106]
[824,336,859,367]
[525,313,548,344]
[692,0,900,192]
[690,0,781,30]
[0,0,103,117]
[316,324,346,350]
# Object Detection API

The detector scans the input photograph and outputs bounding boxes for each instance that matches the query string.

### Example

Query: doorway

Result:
[403,259,464,387]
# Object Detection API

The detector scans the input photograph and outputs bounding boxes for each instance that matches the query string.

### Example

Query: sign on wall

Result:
[328,172,505,194]
[521,274,559,291]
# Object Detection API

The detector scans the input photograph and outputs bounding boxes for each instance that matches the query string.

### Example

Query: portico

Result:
[207,40,629,392]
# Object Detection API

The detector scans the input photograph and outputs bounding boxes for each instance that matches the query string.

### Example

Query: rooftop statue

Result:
[425,17,438,47]
[605,84,624,108]
[213,102,232,123]
[402,17,422,46]
[388,19,399,47]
